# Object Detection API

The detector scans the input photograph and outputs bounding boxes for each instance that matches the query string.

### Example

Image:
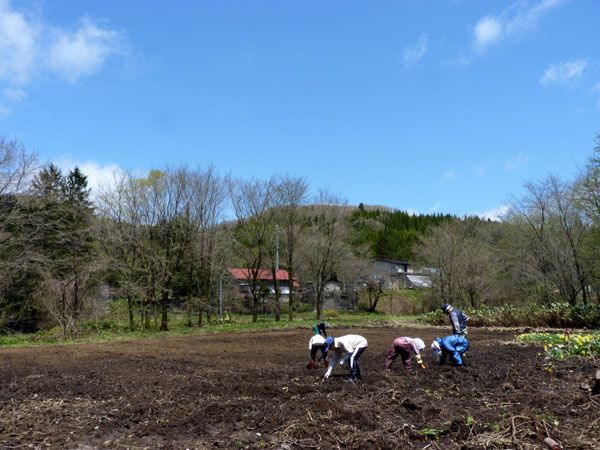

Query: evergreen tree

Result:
[28,165,99,335]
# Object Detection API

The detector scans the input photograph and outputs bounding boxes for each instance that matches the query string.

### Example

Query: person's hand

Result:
[324,370,331,379]
[416,355,426,369]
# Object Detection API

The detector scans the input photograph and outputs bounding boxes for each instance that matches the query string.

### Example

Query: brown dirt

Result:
[0,326,599,449]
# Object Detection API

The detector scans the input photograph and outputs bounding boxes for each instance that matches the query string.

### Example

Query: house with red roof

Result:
[227,268,299,298]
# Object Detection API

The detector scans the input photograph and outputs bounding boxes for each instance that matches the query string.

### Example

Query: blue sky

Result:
[1,0,599,220]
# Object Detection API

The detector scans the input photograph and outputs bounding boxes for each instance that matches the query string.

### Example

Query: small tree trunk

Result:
[160,291,169,331]
[127,295,134,331]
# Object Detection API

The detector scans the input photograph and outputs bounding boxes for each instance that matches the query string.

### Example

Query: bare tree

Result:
[0,138,37,311]
[508,175,590,305]
[416,218,498,308]
[229,177,276,322]
[575,136,600,301]
[416,220,462,305]
[96,170,147,330]
[135,169,191,331]
[182,165,228,326]
[298,190,350,320]
[271,175,309,321]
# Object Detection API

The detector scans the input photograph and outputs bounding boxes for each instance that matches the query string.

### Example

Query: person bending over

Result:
[307,334,328,370]
[431,334,470,367]
[313,322,330,337]
[384,337,426,371]
[323,335,368,381]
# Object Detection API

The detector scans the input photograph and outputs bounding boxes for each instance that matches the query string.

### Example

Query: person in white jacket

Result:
[323,334,368,381]
[307,334,329,370]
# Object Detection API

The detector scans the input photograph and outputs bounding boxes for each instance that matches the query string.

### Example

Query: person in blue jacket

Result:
[431,335,470,367]
[312,322,330,337]
[441,304,469,335]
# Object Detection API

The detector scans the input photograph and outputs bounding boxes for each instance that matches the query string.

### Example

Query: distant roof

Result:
[406,275,432,288]
[227,268,298,283]
[375,258,410,265]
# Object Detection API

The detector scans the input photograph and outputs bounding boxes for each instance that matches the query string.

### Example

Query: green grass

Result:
[0,306,418,348]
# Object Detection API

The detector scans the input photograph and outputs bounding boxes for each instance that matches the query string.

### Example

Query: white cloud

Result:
[472,0,565,54]
[401,34,428,69]
[473,16,502,53]
[443,169,457,181]
[0,0,39,84]
[0,1,125,115]
[540,59,587,85]
[54,159,127,196]
[47,16,122,83]
[505,153,529,170]
[476,204,510,222]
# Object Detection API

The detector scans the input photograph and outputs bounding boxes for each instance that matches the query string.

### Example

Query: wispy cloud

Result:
[594,82,600,106]
[505,153,529,170]
[0,1,125,115]
[540,59,587,85]
[3,87,26,101]
[471,163,487,176]
[47,16,122,83]
[0,0,39,84]
[472,0,565,54]
[443,169,457,181]
[401,34,428,69]
[427,201,442,213]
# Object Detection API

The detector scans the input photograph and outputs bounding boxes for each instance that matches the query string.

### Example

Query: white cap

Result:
[414,338,425,351]
[431,340,441,357]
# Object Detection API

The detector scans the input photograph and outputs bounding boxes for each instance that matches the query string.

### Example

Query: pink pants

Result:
[384,337,413,371]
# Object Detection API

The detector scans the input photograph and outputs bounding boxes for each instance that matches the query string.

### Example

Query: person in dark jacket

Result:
[312,322,330,337]
[441,304,469,335]
[431,334,470,367]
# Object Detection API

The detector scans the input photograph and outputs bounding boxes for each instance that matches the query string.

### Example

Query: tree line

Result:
[417,136,600,311]
[0,139,389,335]
[2,135,600,336]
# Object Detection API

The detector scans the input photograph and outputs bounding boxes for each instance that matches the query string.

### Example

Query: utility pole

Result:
[275,223,279,271]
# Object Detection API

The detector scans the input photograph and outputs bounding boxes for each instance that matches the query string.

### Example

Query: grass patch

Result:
[0,308,418,348]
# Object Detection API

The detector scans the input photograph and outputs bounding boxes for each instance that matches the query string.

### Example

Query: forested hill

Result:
[348,203,453,260]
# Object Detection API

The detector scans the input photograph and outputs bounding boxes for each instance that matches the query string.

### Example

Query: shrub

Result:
[417,303,600,329]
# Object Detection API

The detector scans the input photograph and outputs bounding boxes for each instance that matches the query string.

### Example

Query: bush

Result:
[417,303,600,329]
[294,302,313,313]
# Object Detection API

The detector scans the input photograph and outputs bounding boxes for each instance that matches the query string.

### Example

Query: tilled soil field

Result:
[0,326,598,449]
